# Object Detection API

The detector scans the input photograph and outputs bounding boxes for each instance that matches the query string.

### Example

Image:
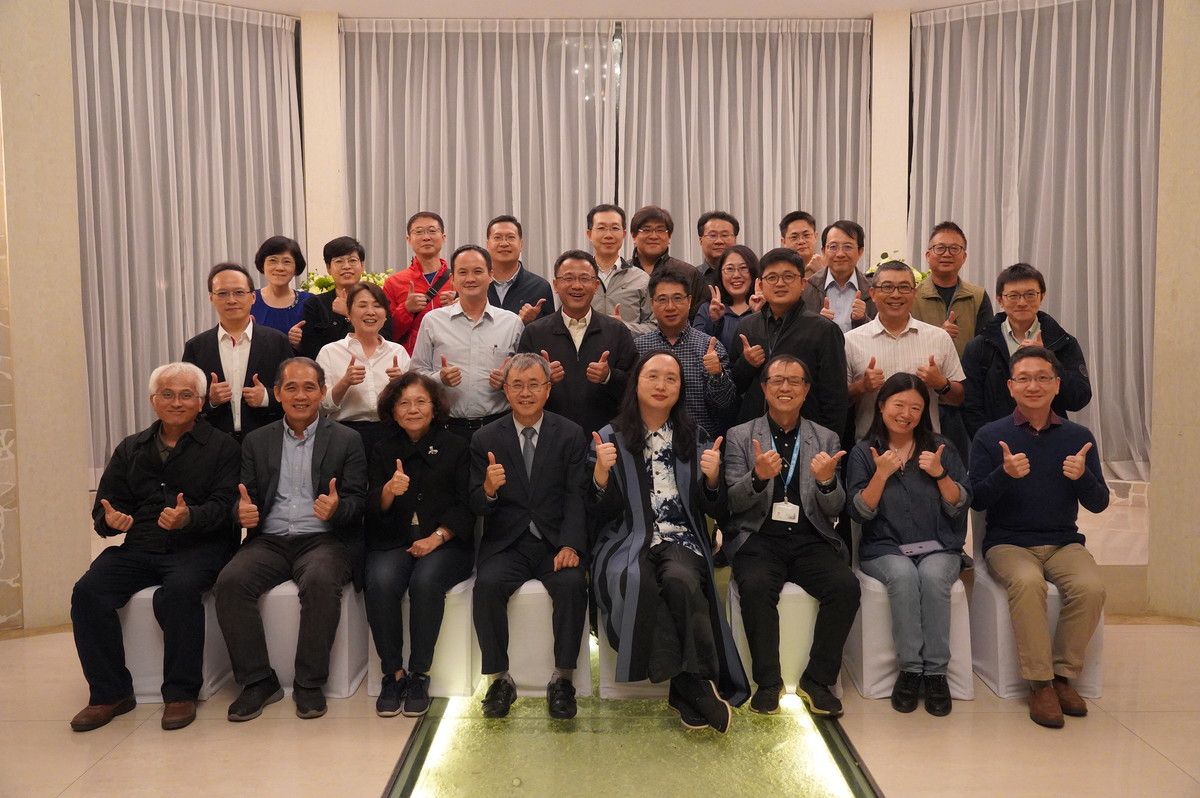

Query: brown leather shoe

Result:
[70,696,136,732]
[161,700,197,730]
[1053,676,1088,717]
[1029,685,1064,728]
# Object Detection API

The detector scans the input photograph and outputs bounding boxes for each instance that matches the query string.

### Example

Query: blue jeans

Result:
[860,552,961,675]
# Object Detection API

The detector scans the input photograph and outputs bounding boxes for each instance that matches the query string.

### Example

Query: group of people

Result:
[69,204,1106,736]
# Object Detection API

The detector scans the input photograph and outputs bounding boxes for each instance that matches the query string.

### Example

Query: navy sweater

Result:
[968,414,1109,553]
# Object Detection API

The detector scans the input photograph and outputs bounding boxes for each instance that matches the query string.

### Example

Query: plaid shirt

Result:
[635,324,736,437]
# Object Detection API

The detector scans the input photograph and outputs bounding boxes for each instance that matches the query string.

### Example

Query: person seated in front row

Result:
[724,354,860,717]
[468,353,589,720]
[846,372,970,717]
[71,362,240,733]
[968,346,1108,729]
[214,357,367,722]
[590,350,749,734]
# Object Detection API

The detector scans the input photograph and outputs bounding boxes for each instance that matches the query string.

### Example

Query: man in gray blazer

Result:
[214,358,367,722]
[725,354,860,717]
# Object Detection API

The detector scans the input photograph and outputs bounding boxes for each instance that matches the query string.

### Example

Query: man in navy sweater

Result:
[969,346,1108,729]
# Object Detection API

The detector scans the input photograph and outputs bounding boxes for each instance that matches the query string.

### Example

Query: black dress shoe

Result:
[891,670,921,713]
[293,685,327,719]
[797,673,843,717]
[546,678,577,719]
[923,674,953,717]
[481,678,517,718]
[227,675,284,722]
[749,683,784,715]
[667,681,707,729]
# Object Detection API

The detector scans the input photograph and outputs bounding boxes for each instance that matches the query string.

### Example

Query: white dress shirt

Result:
[410,303,524,419]
[216,319,264,432]
[316,334,412,422]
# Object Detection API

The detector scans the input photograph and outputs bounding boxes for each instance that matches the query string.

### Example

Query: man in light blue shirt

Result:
[800,219,877,333]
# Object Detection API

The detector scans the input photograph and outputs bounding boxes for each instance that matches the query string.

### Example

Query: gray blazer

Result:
[724,415,847,561]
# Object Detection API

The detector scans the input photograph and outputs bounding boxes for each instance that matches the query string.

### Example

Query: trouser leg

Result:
[473,541,536,674]
[214,536,292,685]
[860,554,922,673]
[731,534,788,688]
[986,544,1053,682]
[916,552,962,675]
[1042,544,1105,679]
[787,539,860,686]
[364,547,416,676]
[155,545,227,701]
[290,534,351,689]
[406,545,474,673]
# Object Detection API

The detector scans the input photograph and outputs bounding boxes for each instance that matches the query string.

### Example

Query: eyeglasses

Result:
[396,399,432,410]
[1010,375,1058,385]
[760,272,801,285]
[928,244,966,256]
[488,234,520,243]
[556,275,597,286]
[330,256,362,267]
[785,231,815,243]
[765,376,808,387]
[156,391,200,402]
[410,227,443,237]
[505,380,549,393]
[1001,290,1042,303]
[590,224,624,233]
[721,265,750,275]
[637,226,669,236]
[824,243,860,254]
[651,294,689,306]
[211,290,251,300]
[873,283,915,295]
[702,232,735,241]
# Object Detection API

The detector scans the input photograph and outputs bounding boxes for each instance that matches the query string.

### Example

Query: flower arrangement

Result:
[299,270,393,293]
[866,250,927,283]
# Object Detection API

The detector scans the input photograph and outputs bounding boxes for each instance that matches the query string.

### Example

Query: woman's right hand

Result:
[870,446,904,480]
[592,431,618,487]
[708,285,726,323]
[386,459,410,496]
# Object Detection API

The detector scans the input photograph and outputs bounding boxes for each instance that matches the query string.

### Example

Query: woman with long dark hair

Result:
[589,350,749,733]
[846,372,970,717]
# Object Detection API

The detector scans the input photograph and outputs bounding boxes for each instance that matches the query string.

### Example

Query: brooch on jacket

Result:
[428,446,438,455]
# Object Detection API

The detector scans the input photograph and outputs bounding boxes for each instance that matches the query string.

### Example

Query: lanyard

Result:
[768,426,803,496]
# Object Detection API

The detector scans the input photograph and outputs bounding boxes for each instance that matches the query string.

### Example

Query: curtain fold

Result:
[341,19,617,277]
[617,19,872,261]
[72,0,304,470]
[910,0,1160,478]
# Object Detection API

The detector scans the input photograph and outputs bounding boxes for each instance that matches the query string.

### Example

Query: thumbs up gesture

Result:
[862,356,885,392]
[702,336,722,375]
[586,350,611,384]
[405,290,429,314]
[942,310,959,339]
[313,478,339,521]
[739,334,766,367]
[998,441,1030,479]
[387,459,411,496]
[385,354,405,380]
[870,446,905,480]
[157,492,191,530]
[344,356,366,387]
[1062,441,1093,481]
[439,354,462,387]
[820,296,835,321]
[851,290,867,321]
[288,319,306,348]
[519,298,547,325]
[610,303,623,322]
[1020,330,1045,349]
[237,483,259,528]
[99,498,134,533]
[918,444,947,477]
[708,285,726,323]
[916,354,946,391]
[752,439,783,480]
[592,431,618,487]
[810,450,847,483]
[489,356,511,390]
[483,452,506,498]
[209,372,232,406]
[700,436,724,486]
[540,350,565,383]
[245,373,269,407]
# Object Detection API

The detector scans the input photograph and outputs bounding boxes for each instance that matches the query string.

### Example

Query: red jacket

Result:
[383,257,450,352]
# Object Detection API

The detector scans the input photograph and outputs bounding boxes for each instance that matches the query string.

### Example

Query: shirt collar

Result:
[516,414,544,439]
[450,303,497,321]
[1012,408,1062,433]
[218,318,254,343]
[493,262,523,288]
[565,310,592,328]
[822,268,860,292]
[284,415,320,441]
[865,314,918,338]
[1002,315,1041,345]
[643,420,673,449]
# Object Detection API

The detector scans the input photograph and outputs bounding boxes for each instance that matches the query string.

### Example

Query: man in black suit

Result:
[469,353,588,719]
[183,262,292,441]
[213,357,367,722]
[517,249,637,436]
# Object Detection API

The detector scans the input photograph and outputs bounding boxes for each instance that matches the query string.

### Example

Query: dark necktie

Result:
[521,427,541,539]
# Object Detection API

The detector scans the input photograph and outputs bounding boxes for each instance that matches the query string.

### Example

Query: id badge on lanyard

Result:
[769,428,803,523]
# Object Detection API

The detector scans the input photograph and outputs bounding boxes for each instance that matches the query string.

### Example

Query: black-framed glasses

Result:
[1001,290,1042,303]
[873,283,914,295]
[928,244,966,256]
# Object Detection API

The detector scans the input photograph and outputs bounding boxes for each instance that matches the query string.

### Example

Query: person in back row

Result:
[383,212,457,353]
[299,236,394,360]
[586,204,656,335]
[485,214,554,324]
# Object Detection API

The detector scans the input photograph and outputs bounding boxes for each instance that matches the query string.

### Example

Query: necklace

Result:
[889,439,914,466]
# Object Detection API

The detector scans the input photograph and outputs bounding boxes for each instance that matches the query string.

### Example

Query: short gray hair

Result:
[501,352,550,383]
[148,362,206,398]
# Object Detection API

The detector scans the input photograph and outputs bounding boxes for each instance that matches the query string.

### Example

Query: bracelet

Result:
[928,470,947,481]
[433,529,446,541]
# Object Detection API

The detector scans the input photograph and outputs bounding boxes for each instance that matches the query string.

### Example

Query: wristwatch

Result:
[936,379,953,396]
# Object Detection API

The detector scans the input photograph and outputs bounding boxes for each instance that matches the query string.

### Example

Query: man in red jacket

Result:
[383,211,457,352]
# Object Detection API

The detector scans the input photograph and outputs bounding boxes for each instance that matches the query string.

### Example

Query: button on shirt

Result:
[824,271,864,333]
[261,417,329,537]
[844,316,965,441]
[752,418,824,540]
[217,320,259,432]
[410,303,524,419]
[316,334,412,422]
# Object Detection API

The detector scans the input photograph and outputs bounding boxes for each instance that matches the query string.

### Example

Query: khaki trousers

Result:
[985,543,1105,682]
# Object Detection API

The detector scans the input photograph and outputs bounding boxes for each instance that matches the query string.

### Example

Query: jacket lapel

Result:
[311,417,331,494]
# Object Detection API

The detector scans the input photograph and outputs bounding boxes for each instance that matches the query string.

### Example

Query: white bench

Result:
[257,581,368,698]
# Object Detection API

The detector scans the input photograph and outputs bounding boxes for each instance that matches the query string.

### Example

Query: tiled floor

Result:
[1,623,1197,797]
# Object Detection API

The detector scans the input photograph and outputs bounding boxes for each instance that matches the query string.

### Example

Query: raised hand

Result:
[387,459,411,496]
[244,373,269,407]
[209,372,232,406]
[99,498,134,532]
[331,290,348,318]
[439,355,462,387]
[942,310,959,339]
[237,483,259,528]
[1062,441,1093,481]
[870,446,905,480]
[437,289,457,306]
[586,350,611,384]
[998,441,1030,479]
[1020,330,1045,349]
[820,297,835,321]
[157,492,190,530]
[540,350,565,383]
[405,291,429,314]
[708,285,726,323]
[739,334,766,367]
[700,436,724,485]
[862,356,885,392]
[752,439,783,480]
[916,355,947,391]
[851,290,867,322]
[313,478,339,521]
[288,319,306,348]
[610,303,622,321]
[592,431,618,486]
[810,450,847,483]
[918,444,947,477]
[702,337,722,375]
[342,356,366,388]
[488,357,511,390]
[519,298,547,324]
[748,279,766,312]
[483,452,506,497]
[385,355,405,380]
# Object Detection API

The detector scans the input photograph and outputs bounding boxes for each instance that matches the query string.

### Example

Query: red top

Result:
[383,257,451,352]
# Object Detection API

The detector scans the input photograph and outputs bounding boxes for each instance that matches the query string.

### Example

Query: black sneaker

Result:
[546,678,577,719]
[293,685,327,719]
[481,677,517,718]
[749,683,784,715]
[923,674,953,717]
[891,670,921,714]
[376,672,408,717]
[403,673,432,718]
[686,678,733,734]
[667,681,707,729]
[227,674,284,722]
[797,673,843,717]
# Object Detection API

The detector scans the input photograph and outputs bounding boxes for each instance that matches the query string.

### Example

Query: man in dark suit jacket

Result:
[213,358,367,723]
[517,249,637,436]
[468,353,588,720]
[183,262,292,440]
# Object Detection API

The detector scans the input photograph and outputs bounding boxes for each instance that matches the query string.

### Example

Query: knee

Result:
[296,568,345,602]
[1003,570,1048,601]
[831,568,862,605]
[1063,574,1106,609]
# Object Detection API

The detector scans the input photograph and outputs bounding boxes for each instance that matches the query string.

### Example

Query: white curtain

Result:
[72,0,305,470]
[910,0,1160,479]
[618,19,872,262]
[341,19,617,277]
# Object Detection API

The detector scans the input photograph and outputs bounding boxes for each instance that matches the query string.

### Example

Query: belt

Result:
[447,412,506,430]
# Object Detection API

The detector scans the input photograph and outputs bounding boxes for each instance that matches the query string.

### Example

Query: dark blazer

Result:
[468,412,587,563]
[517,310,637,436]
[366,426,474,554]
[182,323,292,436]
[488,265,555,322]
[299,290,394,360]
